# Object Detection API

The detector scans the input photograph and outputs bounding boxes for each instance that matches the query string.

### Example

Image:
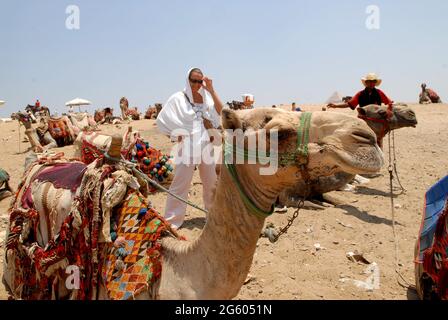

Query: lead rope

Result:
[392,130,406,194]
[387,133,415,290]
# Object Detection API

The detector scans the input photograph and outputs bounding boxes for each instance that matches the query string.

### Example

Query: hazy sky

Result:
[1,0,447,117]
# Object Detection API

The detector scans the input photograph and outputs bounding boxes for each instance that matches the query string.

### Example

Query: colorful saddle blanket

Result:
[102,192,170,300]
[48,118,70,139]
[417,175,448,299]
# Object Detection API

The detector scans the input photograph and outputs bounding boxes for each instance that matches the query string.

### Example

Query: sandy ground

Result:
[0,103,447,300]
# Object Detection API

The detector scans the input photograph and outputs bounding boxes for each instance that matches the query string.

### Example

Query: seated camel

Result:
[278,103,417,205]
[11,112,58,152]
[125,107,141,121]
[419,83,442,104]
[3,108,383,300]
[94,108,121,124]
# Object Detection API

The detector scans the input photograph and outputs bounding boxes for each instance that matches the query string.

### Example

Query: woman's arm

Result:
[202,77,224,115]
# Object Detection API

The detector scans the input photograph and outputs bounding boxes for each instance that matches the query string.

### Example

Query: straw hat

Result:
[361,73,382,87]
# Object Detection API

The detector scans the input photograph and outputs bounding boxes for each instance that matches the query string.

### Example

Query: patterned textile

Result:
[47,118,73,146]
[427,89,441,103]
[102,191,170,300]
[127,139,174,191]
[34,162,87,192]
[81,139,105,165]
[422,198,448,299]
[5,163,106,299]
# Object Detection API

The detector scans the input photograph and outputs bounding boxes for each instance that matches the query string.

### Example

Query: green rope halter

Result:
[223,112,312,219]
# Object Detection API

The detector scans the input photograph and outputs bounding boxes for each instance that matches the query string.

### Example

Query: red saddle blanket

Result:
[34,162,87,192]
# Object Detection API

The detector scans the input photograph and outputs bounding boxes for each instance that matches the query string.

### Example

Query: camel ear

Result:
[378,109,388,118]
[357,107,367,116]
[222,109,242,130]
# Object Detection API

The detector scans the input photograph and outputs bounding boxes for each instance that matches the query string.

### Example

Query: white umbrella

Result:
[65,98,91,112]
[0,100,5,106]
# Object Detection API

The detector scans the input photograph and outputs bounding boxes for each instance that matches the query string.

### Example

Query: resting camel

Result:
[357,103,417,149]
[3,108,384,300]
[278,103,417,204]
[145,104,163,119]
[11,111,58,152]
[419,83,442,104]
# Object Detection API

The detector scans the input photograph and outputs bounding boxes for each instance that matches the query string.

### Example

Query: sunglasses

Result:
[189,78,203,84]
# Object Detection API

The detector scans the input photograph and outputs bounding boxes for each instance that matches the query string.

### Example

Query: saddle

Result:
[47,117,70,139]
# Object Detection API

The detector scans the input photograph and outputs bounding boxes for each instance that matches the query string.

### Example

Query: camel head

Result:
[357,104,417,134]
[221,108,384,198]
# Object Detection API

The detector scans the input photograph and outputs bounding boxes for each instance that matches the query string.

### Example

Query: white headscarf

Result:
[156,68,221,163]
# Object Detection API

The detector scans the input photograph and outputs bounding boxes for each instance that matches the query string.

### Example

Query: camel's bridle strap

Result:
[357,104,394,143]
[223,112,313,219]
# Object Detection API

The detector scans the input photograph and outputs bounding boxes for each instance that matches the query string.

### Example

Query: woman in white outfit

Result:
[156,68,224,229]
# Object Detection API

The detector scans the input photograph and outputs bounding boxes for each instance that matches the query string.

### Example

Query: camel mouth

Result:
[329,144,384,175]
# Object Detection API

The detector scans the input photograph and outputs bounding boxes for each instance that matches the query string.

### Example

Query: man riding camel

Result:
[327,73,393,110]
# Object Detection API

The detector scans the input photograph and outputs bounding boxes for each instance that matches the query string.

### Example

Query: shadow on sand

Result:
[336,204,405,227]
[355,186,399,198]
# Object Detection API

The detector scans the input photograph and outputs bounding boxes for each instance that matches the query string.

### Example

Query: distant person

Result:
[291,102,301,112]
[327,73,393,110]
[68,106,74,113]
[35,99,40,108]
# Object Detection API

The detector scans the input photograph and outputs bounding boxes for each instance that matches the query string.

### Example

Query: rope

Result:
[392,130,406,193]
[387,133,415,290]
[127,163,209,214]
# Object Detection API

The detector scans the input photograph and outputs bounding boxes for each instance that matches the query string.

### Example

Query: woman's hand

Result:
[201,77,215,94]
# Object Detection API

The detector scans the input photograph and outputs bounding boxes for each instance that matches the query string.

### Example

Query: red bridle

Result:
[357,104,394,147]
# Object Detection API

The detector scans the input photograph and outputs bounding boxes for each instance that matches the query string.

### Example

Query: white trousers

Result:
[164,161,217,229]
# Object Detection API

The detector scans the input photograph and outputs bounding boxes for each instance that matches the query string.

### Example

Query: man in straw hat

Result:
[327,73,393,110]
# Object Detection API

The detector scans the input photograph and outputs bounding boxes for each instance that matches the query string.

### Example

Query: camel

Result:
[11,111,57,152]
[3,108,384,300]
[145,104,163,119]
[278,103,417,204]
[357,103,417,148]
[119,97,129,120]
[94,108,121,124]
[419,83,442,104]
[125,107,140,120]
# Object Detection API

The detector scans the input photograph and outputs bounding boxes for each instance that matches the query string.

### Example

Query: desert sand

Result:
[0,103,447,300]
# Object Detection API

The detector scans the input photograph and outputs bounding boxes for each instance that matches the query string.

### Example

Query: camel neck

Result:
[175,166,269,299]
